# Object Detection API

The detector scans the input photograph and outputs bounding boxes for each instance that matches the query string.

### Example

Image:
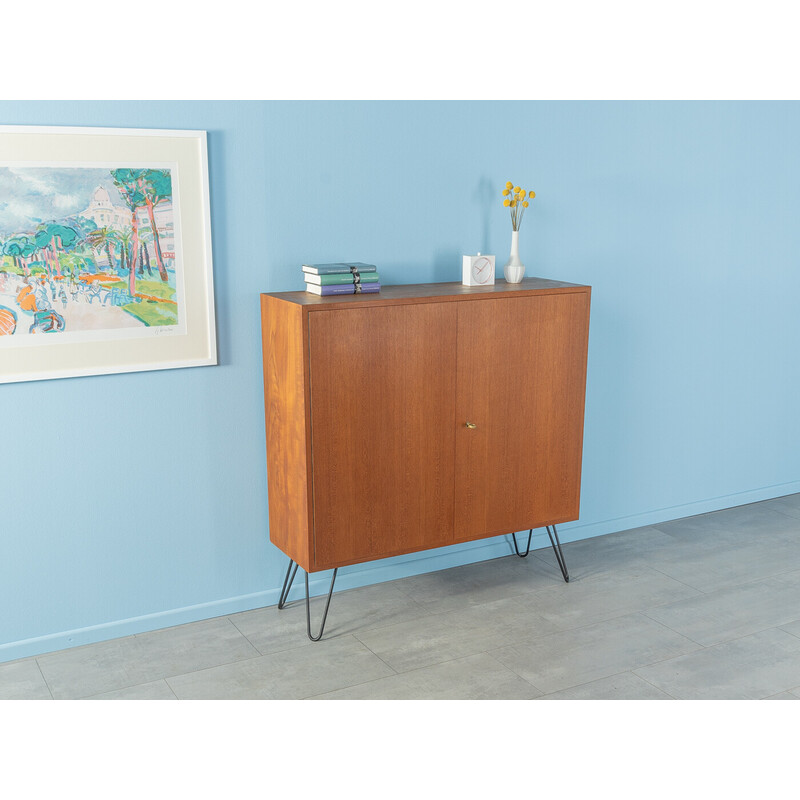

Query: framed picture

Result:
[0,125,216,384]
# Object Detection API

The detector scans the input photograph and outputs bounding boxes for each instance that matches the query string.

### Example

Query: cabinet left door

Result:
[308,302,458,569]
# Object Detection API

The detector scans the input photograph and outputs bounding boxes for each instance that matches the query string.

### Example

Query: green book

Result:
[304,272,381,286]
[302,262,377,275]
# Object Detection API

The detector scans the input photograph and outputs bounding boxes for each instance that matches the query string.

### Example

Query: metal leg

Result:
[511,526,571,581]
[547,525,570,583]
[277,559,299,609]
[277,557,339,641]
[511,529,533,557]
[304,568,338,642]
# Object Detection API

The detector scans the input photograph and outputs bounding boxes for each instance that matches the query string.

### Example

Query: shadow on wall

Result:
[430,176,496,283]
[474,176,495,254]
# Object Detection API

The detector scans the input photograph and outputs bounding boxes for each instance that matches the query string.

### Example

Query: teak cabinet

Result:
[261,279,591,576]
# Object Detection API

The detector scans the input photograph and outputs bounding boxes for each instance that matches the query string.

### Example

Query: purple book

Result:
[306,282,381,296]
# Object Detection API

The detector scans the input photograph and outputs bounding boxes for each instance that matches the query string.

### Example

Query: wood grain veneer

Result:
[261,295,313,570]
[309,303,457,568]
[453,292,591,541]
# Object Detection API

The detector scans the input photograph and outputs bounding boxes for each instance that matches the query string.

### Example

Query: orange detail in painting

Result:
[16,285,37,312]
[0,306,17,335]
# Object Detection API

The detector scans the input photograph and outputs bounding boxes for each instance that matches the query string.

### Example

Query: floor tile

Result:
[536,671,673,700]
[544,506,800,594]
[649,503,800,592]
[759,493,800,521]
[0,658,52,700]
[652,503,800,548]
[310,652,542,700]
[490,613,700,695]
[645,531,800,593]
[166,635,394,699]
[644,570,800,646]
[85,680,177,700]
[634,628,800,699]
[352,592,562,673]
[533,526,680,580]
[779,618,800,639]
[37,617,260,699]
[229,581,434,655]
[524,566,702,631]
[392,554,555,614]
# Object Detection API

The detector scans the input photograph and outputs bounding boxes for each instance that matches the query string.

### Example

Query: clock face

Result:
[471,256,492,284]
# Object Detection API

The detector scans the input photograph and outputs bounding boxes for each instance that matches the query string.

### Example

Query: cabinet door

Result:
[309,302,457,568]
[454,292,590,541]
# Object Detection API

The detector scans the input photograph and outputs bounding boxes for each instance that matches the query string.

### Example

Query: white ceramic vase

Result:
[504,230,525,283]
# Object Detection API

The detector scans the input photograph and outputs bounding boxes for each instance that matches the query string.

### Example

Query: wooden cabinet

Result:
[261,279,591,574]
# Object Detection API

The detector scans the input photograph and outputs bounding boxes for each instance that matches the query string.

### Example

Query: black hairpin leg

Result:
[304,568,338,642]
[511,530,533,557]
[278,559,299,609]
[547,525,570,583]
[511,525,570,582]
[276,558,339,641]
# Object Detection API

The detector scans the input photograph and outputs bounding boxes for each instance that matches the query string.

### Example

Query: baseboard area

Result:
[3,480,799,664]
[557,479,800,544]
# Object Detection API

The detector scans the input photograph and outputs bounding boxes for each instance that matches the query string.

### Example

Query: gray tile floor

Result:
[4,493,800,700]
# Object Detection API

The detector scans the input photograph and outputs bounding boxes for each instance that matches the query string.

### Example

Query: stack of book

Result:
[302,262,381,295]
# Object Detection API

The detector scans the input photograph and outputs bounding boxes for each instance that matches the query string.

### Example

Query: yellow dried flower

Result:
[502,189,510,196]
[514,186,521,194]
[506,181,513,189]
[503,199,511,207]
[510,200,517,207]
[522,200,529,207]
[529,191,536,198]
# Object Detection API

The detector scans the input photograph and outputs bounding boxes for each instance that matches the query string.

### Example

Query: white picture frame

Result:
[0,125,216,384]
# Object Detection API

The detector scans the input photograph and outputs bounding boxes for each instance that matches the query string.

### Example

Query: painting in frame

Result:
[0,125,216,384]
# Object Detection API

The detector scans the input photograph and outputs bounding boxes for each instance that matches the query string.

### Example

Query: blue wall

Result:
[2,101,799,661]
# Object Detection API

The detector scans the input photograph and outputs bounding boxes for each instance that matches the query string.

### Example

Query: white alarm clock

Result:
[462,253,495,286]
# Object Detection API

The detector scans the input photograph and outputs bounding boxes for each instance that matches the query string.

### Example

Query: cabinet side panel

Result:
[571,288,591,515]
[261,295,312,570]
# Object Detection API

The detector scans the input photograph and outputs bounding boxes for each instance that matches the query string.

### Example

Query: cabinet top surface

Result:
[263,277,591,308]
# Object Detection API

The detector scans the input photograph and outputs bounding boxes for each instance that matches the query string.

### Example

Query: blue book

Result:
[305,272,381,285]
[302,262,377,275]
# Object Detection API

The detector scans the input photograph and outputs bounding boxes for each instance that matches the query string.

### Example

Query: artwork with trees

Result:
[0,165,180,338]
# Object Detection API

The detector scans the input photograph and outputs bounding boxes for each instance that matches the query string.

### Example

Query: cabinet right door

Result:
[454,291,590,542]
